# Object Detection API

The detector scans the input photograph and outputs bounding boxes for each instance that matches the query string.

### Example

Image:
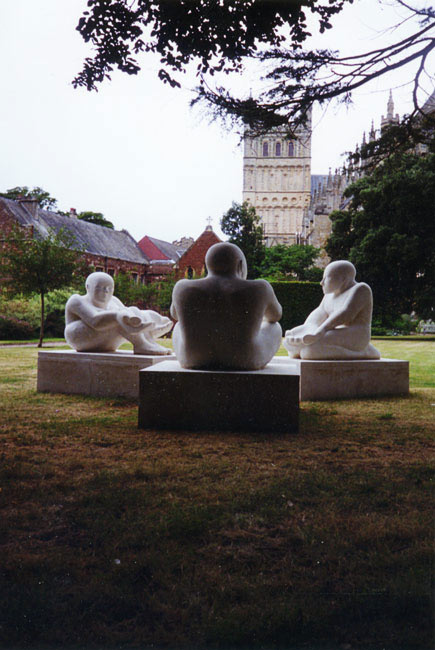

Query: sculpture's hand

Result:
[117,311,153,334]
[126,315,142,328]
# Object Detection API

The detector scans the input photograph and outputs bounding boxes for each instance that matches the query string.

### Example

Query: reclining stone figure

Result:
[170,242,282,370]
[284,260,380,360]
[65,271,172,355]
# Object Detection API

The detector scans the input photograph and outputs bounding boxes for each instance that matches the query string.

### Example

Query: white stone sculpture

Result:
[170,242,282,370]
[284,260,380,360]
[65,272,173,355]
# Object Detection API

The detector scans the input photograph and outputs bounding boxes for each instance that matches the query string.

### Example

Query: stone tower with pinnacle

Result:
[242,111,312,247]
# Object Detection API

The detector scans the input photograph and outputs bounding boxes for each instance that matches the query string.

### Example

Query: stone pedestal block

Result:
[37,349,175,399]
[273,356,409,401]
[138,360,299,433]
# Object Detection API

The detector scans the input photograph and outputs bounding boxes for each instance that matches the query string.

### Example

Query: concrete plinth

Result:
[273,356,409,401]
[37,349,175,399]
[138,360,299,433]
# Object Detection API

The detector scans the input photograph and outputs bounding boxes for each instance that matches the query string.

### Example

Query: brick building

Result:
[137,235,191,281]
[175,226,221,278]
[0,197,150,282]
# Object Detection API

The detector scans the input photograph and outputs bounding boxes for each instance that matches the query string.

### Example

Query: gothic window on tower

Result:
[275,142,281,156]
[262,141,269,157]
[288,141,294,157]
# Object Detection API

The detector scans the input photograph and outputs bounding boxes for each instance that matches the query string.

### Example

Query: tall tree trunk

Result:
[38,292,45,348]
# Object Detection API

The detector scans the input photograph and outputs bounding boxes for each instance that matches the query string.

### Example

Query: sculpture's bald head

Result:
[205,243,247,279]
[322,260,356,294]
[85,271,114,306]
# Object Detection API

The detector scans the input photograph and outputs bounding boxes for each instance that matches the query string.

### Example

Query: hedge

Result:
[269,281,323,333]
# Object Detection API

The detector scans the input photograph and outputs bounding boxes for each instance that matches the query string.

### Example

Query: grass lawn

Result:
[0,341,434,649]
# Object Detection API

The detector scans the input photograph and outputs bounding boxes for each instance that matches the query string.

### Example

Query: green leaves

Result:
[326,148,435,320]
[77,211,114,229]
[220,201,265,278]
[0,226,86,345]
[260,244,322,281]
[0,186,58,211]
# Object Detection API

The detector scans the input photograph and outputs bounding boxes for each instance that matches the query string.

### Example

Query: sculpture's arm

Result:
[262,282,282,322]
[66,296,122,331]
[310,285,370,338]
[170,282,184,320]
[303,303,328,328]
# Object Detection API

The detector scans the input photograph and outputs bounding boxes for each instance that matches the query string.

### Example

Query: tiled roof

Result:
[137,235,188,262]
[0,197,149,265]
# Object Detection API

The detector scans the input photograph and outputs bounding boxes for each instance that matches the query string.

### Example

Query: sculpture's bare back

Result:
[170,243,282,370]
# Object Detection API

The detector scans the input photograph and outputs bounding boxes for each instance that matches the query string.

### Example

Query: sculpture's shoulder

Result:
[353,281,373,297]
[173,278,205,295]
[65,293,84,310]
[249,278,275,294]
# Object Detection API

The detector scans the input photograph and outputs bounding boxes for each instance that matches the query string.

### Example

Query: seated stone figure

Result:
[170,242,282,370]
[65,271,173,355]
[284,260,380,360]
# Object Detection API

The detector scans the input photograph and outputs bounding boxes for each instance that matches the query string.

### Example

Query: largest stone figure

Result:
[170,242,282,370]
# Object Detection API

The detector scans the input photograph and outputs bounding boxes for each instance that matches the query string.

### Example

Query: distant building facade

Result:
[175,225,221,278]
[137,225,221,281]
[242,112,312,247]
[137,235,191,281]
[306,90,426,262]
[0,197,150,282]
[242,90,433,264]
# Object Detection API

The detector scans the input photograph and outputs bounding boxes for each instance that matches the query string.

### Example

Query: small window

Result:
[288,141,294,156]
[131,272,138,284]
[108,268,115,277]
[275,142,281,156]
[262,141,269,157]
[187,266,194,279]
[95,266,104,272]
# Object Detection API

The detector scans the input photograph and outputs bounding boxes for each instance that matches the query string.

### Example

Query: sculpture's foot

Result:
[300,342,381,361]
[283,338,302,359]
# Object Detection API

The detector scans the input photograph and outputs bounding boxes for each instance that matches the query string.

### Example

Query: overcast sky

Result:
[0,1,432,242]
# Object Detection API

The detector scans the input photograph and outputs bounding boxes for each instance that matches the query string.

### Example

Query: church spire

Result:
[387,89,394,120]
[381,90,400,131]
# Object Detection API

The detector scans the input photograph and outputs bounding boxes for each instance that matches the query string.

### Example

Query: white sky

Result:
[0,1,432,242]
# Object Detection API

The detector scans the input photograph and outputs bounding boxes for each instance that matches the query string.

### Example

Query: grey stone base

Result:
[37,349,175,399]
[273,356,409,401]
[138,360,299,433]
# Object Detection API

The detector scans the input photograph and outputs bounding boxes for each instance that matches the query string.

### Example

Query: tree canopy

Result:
[326,147,435,320]
[0,226,86,346]
[220,201,265,278]
[260,244,322,281]
[0,186,58,211]
[77,211,115,229]
[73,0,434,133]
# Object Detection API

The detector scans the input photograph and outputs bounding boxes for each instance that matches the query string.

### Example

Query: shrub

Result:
[0,315,36,340]
[0,289,76,340]
[269,281,323,332]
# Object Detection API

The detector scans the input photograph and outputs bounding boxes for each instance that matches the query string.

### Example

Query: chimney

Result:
[18,198,39,217]
[69,208,77,218]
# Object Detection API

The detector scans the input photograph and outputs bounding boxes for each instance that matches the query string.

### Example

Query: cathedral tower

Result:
[242,113,312,246]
